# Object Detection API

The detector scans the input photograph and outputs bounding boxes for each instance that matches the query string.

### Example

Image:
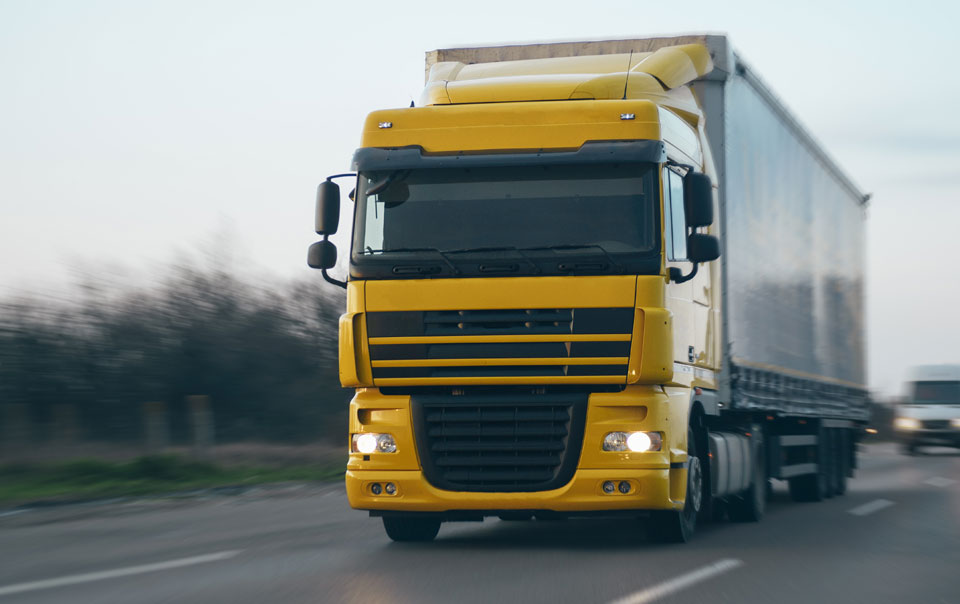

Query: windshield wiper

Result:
[444,246,541,274]
[520,244,624,273]
[362,247,461,275]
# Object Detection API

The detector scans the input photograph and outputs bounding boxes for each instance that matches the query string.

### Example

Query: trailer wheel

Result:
[382,517,441,542]
[729,430,766,522]
[648,427,701,543]
[833,430,848,496]
[789,427,829,502]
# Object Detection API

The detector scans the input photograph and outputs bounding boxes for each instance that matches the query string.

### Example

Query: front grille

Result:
[923,420,950,430]
[412,392,587,492]
[366,307,633,383]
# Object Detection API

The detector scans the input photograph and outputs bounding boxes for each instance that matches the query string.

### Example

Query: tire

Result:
[823,429,837,499]
[729,431,766,522]
[382,517,441,542]
[789,428,828,502]
[835,430,848,496]
[648,427,702,543]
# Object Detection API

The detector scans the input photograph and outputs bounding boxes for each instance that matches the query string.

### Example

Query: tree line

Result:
[0,263,348,444]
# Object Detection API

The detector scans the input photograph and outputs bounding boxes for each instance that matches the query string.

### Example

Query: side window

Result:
[663,168,687,260]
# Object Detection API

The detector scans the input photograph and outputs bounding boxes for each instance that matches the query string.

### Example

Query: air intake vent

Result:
[412,392,587,492]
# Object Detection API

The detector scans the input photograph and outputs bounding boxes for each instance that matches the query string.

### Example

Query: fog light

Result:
[602,481,616,494]
[384,482,396,495]
[618,481,631,494]
[370,483,382,495]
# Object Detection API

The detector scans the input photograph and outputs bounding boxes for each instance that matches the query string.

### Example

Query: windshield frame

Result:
[349,155,663,280]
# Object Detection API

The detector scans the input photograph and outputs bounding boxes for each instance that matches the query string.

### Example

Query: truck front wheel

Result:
[648,427,702,543]
[382,517,441,542]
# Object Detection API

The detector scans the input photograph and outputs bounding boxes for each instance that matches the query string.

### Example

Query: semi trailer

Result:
[308,34,869,543]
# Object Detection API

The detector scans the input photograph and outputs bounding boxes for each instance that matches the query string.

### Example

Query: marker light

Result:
[894,417,921,430]
[378,121,393,129]
[602,431,662,452]
[352,433,397,453]
[620,113,636,120]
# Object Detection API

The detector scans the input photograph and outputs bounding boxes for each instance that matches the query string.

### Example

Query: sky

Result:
[1,0,958,396]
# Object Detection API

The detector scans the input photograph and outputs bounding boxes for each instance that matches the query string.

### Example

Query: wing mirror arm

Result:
[669,263,699,284]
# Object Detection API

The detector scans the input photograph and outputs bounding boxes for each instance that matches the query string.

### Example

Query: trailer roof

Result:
[427,34,867,204]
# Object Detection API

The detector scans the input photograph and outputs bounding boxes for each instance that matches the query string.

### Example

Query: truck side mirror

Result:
[687,233,720,263]
[307,240,338,270]
[683,172,714,227]
[315,180,341,235]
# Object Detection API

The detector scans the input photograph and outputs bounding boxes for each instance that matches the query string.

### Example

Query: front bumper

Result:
[346,467,679,514]
[898,429,960,447]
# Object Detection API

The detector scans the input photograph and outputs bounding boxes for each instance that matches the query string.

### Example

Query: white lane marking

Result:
[848,499,895,516]
[924,477,957,488]
[607,558,744,604]
[0,550,241,598]
[0,510,27,519]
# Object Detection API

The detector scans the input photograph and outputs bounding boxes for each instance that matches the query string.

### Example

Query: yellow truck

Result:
[308,34,869,542]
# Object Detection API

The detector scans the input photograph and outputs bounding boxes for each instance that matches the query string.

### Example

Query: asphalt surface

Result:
[1,442,958,604]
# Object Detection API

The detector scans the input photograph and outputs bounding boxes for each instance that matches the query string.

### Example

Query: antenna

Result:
[622,50,634,100]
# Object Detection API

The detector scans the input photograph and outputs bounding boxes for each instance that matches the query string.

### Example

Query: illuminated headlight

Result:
[950,418,960,428]
[351,433,397,454]
[603,431,662,452]
[894,417,921,430]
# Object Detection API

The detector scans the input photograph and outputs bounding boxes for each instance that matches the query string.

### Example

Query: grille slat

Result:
[425,408,570,423]
[443,470,557,483]
[434,455,562,467]
[414,394,587,492]
[431,441,565,452]
[427,424,568,438]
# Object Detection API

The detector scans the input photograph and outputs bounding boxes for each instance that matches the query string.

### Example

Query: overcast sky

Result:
[2,0,958,396]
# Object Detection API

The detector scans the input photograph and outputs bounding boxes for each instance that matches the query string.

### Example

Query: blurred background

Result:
[1,0,958,499]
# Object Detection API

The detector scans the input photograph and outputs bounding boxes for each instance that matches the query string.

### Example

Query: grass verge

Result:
[0,455,345,506]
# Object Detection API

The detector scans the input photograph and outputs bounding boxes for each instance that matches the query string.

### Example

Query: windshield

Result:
[351,162,658,278]
[911,381,960,404]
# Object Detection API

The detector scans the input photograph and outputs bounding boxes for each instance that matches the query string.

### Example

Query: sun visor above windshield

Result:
[352,140,665,172]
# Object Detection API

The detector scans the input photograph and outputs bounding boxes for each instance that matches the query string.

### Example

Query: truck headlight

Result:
[894,417,921,430]
[951,418,960,428]
[352,433,397,454]
[603,431,662,452]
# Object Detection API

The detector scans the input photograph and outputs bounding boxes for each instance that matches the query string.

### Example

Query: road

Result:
[1,443,957,604]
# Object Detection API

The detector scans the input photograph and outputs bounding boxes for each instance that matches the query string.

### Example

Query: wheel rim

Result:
[688,456,703,513]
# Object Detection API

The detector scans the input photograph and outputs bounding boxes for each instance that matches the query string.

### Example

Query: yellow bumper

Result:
[346,468,679,513]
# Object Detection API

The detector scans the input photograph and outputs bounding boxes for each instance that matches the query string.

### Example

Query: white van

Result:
[894,365,960,454]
